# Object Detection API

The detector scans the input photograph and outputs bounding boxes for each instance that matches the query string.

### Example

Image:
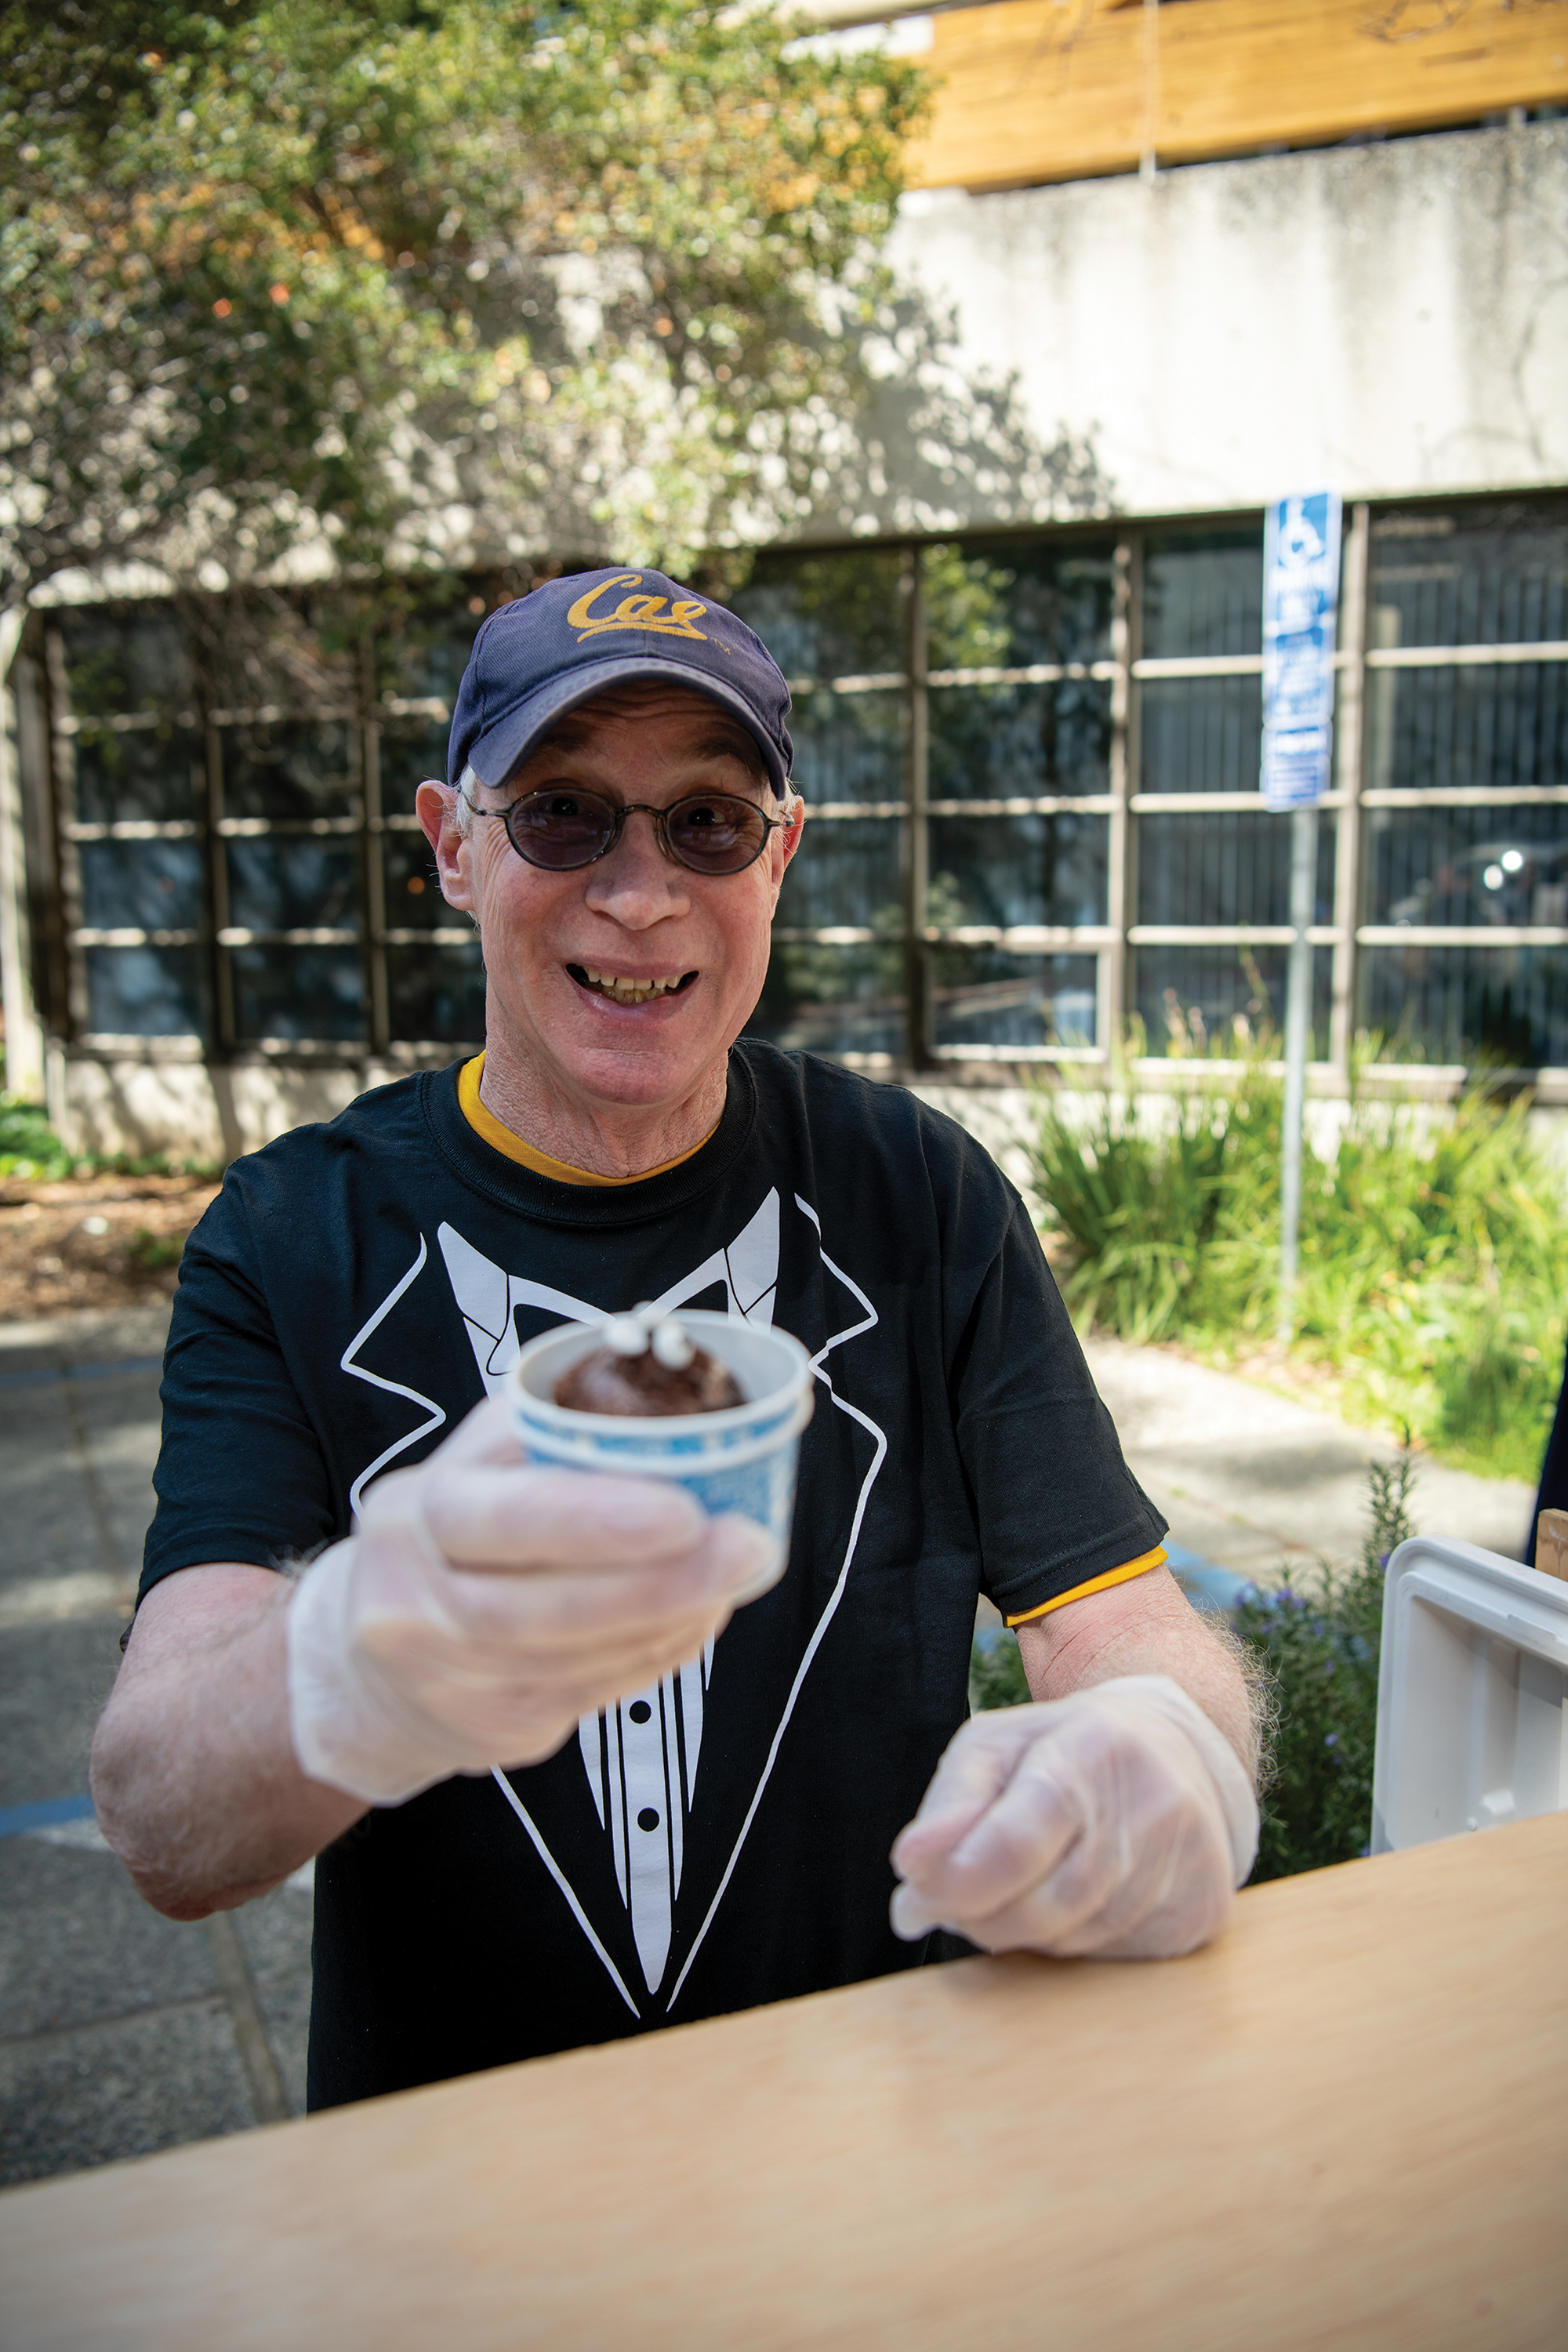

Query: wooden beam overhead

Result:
[904,0,1568,192]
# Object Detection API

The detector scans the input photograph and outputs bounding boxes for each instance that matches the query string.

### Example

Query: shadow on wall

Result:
[472,260,1115,562]
[768,277,1115,545]
[53,1054,381,1165]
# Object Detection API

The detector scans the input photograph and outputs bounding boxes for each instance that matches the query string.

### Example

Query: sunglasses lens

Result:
[508,789,615,870]
[499,787,770,874]
[666,795,768,874]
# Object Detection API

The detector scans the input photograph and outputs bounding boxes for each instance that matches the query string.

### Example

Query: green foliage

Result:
[1295,1082,1568,1480]
[1,1,929,597]
[1028,1062,1276,1347]
[968,1627,1029,1712]
[126,1227,185,1270]
[1235,1450,1416,1880]
[0,1095,75,1181]
[1028,1034,1568,1482]
[0,1094,217,1181]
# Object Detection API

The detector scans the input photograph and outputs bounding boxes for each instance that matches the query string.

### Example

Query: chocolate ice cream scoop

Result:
[553,1311,744,1418]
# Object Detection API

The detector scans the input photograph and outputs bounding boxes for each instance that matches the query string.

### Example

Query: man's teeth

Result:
[580,967,687,1004]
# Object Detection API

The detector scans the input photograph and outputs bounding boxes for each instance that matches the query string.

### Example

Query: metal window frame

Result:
[861,510,1568,1086]
[42,636,483,1062]
[34,496,1568,1090]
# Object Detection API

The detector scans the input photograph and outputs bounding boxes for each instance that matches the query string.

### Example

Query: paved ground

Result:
[0,1296,1537,2189]
[1083,1333,1534,1584]
[0,1303,310,2191]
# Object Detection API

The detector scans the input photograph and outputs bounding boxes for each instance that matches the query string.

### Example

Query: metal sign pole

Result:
[1277,805,1317,1341]
[1261,490,1341,1345]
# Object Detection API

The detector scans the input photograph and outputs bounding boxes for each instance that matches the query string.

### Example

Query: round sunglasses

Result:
[460,782,792,877]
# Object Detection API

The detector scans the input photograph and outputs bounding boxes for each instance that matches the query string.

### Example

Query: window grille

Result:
[46,599,486,1063]
[24,494,1568,1092]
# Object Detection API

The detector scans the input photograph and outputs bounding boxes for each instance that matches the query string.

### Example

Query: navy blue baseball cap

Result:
[447,567,794,797]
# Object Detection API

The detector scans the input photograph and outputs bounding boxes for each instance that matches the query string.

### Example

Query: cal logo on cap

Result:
[566,575,709,643]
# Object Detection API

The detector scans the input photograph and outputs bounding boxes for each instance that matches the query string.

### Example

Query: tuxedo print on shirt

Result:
[333,1187,887,2016]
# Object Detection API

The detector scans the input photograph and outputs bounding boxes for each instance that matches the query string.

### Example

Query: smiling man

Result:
[428,677,798,1179]
[93,568,1261,2110]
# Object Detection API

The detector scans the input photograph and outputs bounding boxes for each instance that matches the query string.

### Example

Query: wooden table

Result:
[2,1814,1563,2351]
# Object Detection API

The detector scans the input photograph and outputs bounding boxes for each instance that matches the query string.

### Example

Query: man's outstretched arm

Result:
[92,1566,365,1920]
[93,1396,773,1921]
[889,1567,1264,1962]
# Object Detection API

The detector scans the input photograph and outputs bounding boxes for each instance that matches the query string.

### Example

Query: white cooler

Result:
[1371,1537,1568,1855]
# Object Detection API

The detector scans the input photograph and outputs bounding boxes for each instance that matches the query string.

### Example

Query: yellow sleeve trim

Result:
[1004,1546,1168,1630]
[457,1054,717,1185]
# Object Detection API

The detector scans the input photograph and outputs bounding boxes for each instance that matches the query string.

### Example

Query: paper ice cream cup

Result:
[506,1312,815,1603]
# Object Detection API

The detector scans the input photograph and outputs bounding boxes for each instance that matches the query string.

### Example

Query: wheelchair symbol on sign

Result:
[1276,497,1325,571]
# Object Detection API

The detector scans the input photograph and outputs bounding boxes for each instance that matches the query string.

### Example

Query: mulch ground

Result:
[0,1174,221,1323]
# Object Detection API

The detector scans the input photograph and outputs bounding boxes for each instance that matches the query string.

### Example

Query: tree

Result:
[0,1,928,602]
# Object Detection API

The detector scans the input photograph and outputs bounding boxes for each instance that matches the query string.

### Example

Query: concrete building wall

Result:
[50,1050,441,1166]
[866,119,1567,529]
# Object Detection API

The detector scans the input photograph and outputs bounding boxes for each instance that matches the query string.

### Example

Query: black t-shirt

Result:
[143,1043,1165,2107]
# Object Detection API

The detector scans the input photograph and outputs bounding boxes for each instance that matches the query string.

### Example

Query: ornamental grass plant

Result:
[1025,1018,1568,1484]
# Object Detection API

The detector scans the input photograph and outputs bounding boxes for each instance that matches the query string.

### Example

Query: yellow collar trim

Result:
[457,1054,717,1187]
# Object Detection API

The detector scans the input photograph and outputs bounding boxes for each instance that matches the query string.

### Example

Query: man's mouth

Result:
[567,964,698,1006]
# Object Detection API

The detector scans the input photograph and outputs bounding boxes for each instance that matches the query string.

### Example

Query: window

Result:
[49,596,486,1060]
[1358,501,1568,1071]
[1129,526,1330,1052]
[735,535,1119,1069]
[731,550,907,1062]
[27,495,1568,1087]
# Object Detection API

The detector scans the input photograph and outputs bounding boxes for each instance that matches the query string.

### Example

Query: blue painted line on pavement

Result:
[0,1356,163,1392]
[1165,1543,1266,1613]
[0,1793,97,1838]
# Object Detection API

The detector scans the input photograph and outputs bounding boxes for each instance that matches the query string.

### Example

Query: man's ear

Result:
[778,792,806,873]
[764,792,805,916]
[415,781,474,912]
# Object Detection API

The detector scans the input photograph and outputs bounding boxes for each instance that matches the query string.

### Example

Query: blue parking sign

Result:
[1261,492,1342,810]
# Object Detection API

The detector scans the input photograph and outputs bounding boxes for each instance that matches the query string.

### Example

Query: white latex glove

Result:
[889,1675,1259,1961]
[288,1392,775,1806]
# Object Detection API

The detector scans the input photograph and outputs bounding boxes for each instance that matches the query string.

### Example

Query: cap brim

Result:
[459,655,790,797]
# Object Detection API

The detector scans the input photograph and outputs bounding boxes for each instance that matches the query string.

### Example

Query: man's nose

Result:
[582,808,689,923]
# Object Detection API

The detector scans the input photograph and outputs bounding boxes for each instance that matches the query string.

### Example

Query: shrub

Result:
[968,1626,1030,1712]
[0,1095,218,1185]
[0,1095,74,1181]
[1026,1039,1568,1482]
[1026,1056,1278,1347]
[1233,1450,1415,1880]
[126,1229,184,1272]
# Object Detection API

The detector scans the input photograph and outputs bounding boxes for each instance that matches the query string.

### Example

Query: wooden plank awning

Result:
[904,0,1568,191]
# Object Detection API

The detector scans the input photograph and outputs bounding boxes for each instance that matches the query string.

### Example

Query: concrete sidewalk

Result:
[1083,1334,1534,1584]
[0,1303,311,2190]
[0,1298,1539,2187]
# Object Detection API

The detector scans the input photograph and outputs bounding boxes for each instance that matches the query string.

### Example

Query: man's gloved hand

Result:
[888,1675,1259,1961]
[287,1393,774,1806]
